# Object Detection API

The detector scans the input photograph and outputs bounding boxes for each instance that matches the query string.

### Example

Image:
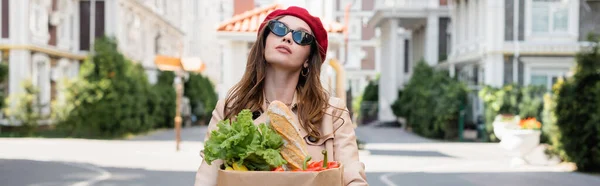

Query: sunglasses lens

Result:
[268,20,314,46]
[269,21,288,36]
[292,31,314,45]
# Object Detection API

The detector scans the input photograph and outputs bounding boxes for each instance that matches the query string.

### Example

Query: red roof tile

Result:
[217,4,344,33]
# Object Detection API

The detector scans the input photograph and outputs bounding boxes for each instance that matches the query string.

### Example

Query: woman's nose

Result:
[282,32,293,44]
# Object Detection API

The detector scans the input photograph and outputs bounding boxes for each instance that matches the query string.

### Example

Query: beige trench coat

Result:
[194,94,368,186]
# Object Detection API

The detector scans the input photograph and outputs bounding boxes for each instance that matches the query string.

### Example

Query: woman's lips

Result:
[276,45,292,54]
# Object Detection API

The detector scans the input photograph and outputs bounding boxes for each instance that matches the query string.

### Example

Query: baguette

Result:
[267,101,309,171]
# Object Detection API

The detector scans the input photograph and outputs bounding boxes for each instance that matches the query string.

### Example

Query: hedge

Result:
[184,73,217,124]
[551,34,600,172]
[391,60,468,139]
[56,37,167,138]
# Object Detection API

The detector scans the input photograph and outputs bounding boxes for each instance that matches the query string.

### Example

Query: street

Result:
[2,125,600,186]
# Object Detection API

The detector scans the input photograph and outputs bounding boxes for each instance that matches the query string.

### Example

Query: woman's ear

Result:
[303,61,308,68]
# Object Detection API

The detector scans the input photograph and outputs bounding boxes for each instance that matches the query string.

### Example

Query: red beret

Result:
[258,6,328,62]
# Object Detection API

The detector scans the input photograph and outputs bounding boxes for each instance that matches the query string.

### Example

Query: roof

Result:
[217,4,345,33]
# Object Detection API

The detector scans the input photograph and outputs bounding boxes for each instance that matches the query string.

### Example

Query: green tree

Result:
[553,34,600,172]
[184,73,218,124]
[0,62,8,110]
[57,36,156,138]
[391,61,468,139]
[151,71,176,128]
[358,77,379,124]
[4,80,42,136]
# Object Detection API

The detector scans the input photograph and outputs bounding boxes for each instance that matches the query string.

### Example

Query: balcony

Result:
[503,42,583,56]
[375,0,447,10]
[369,0,449,28]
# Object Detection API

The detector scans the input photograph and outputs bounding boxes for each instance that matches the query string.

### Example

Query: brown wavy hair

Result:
[224,16,329,138]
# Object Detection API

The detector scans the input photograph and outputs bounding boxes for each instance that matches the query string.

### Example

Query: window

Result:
[530,75,547,86]
[404,39,409,73]
[349,19,361,40]
[155,34,161,54]
[531,0,569,34]
[1,0,8,38]
[529,70,566,91]
[79,0,105,51]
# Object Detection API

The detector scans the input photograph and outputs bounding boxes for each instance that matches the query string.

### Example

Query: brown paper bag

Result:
[217,165,344,186]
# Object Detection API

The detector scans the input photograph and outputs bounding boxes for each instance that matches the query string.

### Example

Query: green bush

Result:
[184,73,217,123]
[3,80,43,136]
[552,34,600,172]
[0,62,8,110]
[56,37,157,138]
[433,71,469,139]
[150,71,176,128]
[390,90,403,117]
[479,84,520,116]
[362,79,378,102]
[391,61,468,139]
[541,79,563,152]
[518,86,546,119]
[358,78,379,124]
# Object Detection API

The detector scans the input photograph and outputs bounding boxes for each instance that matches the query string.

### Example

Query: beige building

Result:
[0,0,222,124]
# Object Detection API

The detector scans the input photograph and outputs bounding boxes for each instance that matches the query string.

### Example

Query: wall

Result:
[234,0,254,15]
[219,41,248,99]
[579,0,600,40]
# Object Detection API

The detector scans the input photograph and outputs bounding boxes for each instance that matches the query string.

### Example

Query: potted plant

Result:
[492,114,520,140]
[499,118,542,167]
[480,85,520,141]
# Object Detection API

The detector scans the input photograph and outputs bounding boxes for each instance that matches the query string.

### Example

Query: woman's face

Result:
[264,16,313,71]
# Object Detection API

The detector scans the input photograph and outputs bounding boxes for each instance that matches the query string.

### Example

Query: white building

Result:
[181,0,228,86]
[0,0,212,119]
[444,0,599,122]
[368,0,450,123]
[335,0,379,100]
[369,0,600,124]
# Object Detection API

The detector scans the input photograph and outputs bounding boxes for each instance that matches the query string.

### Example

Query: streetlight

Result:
[155,55,205,151]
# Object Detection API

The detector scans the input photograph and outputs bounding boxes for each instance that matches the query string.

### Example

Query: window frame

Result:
[524,0,579,41]
[529,70,565,91]
[522,56,574,90]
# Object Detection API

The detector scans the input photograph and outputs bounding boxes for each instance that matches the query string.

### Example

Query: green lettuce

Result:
[203,109,287,171]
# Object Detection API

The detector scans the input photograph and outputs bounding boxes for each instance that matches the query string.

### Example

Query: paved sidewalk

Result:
[130,126,208,141]
[2,125,599,186]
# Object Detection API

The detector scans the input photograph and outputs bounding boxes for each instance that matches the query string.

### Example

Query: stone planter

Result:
[492,115,520,140]
[499,129,541,167]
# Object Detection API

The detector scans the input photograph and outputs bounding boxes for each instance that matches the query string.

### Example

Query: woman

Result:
[194,6,368,186]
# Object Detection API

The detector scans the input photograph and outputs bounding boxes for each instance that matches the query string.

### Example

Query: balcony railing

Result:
[375,0,445,10]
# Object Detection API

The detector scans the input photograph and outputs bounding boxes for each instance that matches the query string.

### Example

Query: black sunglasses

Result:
[267,20,315,46]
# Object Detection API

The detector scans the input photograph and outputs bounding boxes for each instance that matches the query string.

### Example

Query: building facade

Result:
[446,0,600,122]
[368,0,450,122]
[0,0,211,121]
[369,0,600,124]
[335,0,380,100]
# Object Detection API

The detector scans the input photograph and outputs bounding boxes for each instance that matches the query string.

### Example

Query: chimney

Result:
[234,0,255,16]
